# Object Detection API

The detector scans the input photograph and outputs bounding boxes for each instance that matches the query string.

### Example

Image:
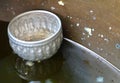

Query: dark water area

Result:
[0,20,120,83]
[0,49,77,83]
[0,20,83,83]
[0,22,82,83]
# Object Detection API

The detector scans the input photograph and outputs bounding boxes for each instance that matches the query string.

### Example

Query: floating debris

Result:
[51,6,55,10]
[104,38,109,42]
[98,34,109,43]
[88,43,91,46]
[58,0,64,6]
[115,43,120,49]
[67,16,69,18]
[70,16,72,19]
[82,32,86,35]
[96,76,104,83]
[87,35,90,38]
[67,16,72,19]
[93,16,96,20]
[100,34,104,38]
[90,10,94,13]
[26,61,34,66]
[91,28,95,31]
[25,72,28,75]
[109,27,112,30]
[76,23,80,27]
[98,34,101,37]
[100,48,103,51]
[97,47,103,51]
[37,60,41,63]
[84,27,93,36]
[98,34,104,38]
[29,81,40,83]
[81,37,85,41]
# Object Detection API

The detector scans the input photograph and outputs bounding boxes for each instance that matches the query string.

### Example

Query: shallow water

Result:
[0,21,120,83]
[0,39,120,83]
[0,49,84,83]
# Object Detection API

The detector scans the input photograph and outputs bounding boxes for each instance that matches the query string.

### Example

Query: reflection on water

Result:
[96,76,104,83]
[0,39,119,83]
[0,47,80,83]
[29,81,40,83]
[24,79,54,83]
[15,49,64,83]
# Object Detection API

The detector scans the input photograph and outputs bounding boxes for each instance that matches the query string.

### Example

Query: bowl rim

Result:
[8,10,62,45]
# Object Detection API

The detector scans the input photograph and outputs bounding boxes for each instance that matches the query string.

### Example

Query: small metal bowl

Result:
[7,10,63,61]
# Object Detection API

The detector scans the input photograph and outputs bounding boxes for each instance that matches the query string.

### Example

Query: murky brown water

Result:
[0,0,120,69]
[0,50,72,83]
[0,23,81,82]
[0,21,120,83]
[0,44,85,83]
[0,1,120,82]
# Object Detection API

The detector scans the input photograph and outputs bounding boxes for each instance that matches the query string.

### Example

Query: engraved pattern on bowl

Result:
[8,10,63,61]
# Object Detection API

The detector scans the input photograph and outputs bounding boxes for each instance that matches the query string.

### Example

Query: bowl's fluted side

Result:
[8,10,63,61]
[9,32,63,61]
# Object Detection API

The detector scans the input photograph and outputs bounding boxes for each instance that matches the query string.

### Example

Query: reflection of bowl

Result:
[15,50,64,81]
[7,10,63,61]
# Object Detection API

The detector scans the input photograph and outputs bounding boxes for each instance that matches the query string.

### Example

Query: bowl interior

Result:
[8,11,61,42]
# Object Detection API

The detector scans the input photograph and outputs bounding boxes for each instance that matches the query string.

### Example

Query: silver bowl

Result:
[7,10,63,61]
